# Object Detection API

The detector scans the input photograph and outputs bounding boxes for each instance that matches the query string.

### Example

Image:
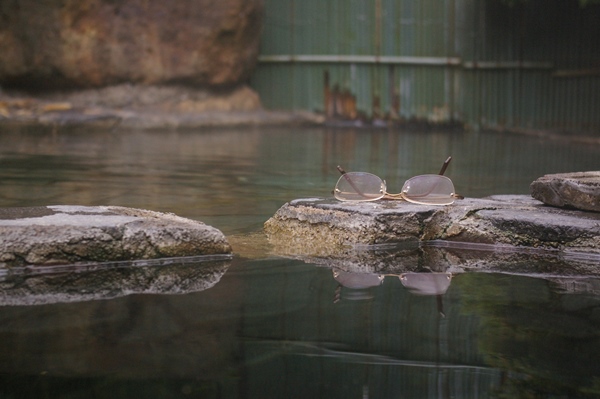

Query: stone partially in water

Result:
[0,205,232,267]
[531,172,600,212]
[264,195,600,256]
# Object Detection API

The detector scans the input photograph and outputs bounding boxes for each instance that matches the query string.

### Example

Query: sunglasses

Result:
[334,157,461,205]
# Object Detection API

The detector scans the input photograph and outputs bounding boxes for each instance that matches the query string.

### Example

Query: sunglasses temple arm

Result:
[438,156,452,176]
[437,156,464,199]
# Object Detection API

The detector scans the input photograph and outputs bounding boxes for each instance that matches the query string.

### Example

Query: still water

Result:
[0,125,600,398]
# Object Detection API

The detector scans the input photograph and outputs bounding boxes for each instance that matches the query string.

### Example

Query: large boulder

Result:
[0,0,263,90]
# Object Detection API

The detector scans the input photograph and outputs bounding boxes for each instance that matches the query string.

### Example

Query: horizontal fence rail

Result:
[258,54,462,66]
[258,55,555,70]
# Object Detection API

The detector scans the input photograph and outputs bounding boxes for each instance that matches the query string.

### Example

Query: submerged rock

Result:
[531,172,600,212]
[0,205,232,267]
[264,195,600,256]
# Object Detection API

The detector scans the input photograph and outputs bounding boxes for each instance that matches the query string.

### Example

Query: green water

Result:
[1,125,600,398]
[1,125,597,233]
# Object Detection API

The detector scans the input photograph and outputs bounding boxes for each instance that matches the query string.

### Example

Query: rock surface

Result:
[0,205,232,267]
[264,195,600,256]
[531,172,600,212]
[0,0,263,90]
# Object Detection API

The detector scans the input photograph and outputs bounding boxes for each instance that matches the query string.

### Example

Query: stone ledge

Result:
[264,195,600,257]
[0,205,232,267]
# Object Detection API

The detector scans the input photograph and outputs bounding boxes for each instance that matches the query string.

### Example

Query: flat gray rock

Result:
[264,195,600,257]
[531,172,600,212]
[0,205,232,267]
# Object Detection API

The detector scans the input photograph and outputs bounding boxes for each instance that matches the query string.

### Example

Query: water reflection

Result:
[0,248,599,397]
[332,268,384,301]
[0,256,232,306]
[459,273,600,397]
[274,237,600,279]
[1,125,600,397]
[332,269,452,301]
[333,268,453,319]
[399,272,453,296]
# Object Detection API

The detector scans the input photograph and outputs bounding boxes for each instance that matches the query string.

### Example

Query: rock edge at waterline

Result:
[0,85,325,129]
[264,195,600,256]
[0,205,232,268]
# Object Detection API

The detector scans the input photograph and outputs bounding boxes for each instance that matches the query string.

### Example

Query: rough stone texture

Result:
[264,195,600,257]
[0,205,232,267]
[0,0,263,90]
[531,172,600,212]
[38,84,263,111]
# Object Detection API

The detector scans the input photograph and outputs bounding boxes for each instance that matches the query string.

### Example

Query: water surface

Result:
[1,125,600,398]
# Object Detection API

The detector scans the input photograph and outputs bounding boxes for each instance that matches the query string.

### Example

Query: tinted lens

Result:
[334,172,386,201]
[401,174,456,205]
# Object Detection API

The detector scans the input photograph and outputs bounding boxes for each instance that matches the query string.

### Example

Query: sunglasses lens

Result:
[401,174,456,205]
[334,172,386,201]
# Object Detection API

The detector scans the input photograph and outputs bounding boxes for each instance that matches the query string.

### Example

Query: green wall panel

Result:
[252,0,600,133]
